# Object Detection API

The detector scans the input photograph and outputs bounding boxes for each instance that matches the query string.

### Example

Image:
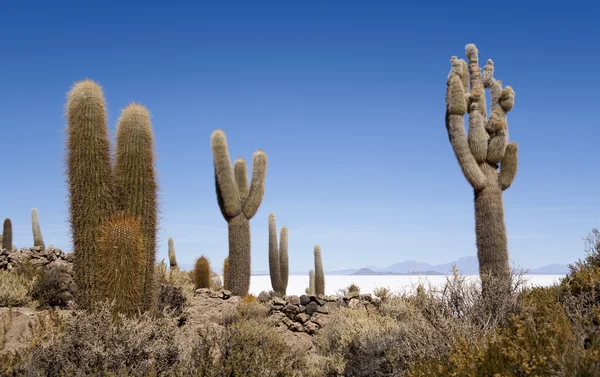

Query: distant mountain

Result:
[384,261,435,274]
[351,268,444,276]
[528,264,570,275]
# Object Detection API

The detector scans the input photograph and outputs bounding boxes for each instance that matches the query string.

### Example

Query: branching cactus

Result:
[445,44,518,294]
[31,208,45,249]
[97,214,145,316]
[168,237,178,269]
[2,218,12,250]
[211,129,267,296]
[115,104,159,311]
[66,80,116,310]
[308,269,315,296]
[268,213,289,296]
[193,256,212,289]
[314,245,325,296]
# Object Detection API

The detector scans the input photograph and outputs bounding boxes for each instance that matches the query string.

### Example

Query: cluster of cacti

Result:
[193,256,212,289]
[96,214,145,316]
[268,213,289,296]
[314,245,325,295]
[211,129,267,297]
[66,79,158,311]
[168,237,178,269]
[2,218,12,250]
[445,44,518,295]
[31,208,45,250]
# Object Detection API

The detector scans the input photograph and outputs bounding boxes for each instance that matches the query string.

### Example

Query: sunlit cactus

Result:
[97,214,145,316]
[168,237,178,269]
[193,256,212,289]
[308,269,315,296]
[31,208,45,249]
[444,44,518,294]
[268,213,289,295]
[314,246,324,296]
[211,129,267,296]
[2,218,12,250]
[115,103,159,311]
[66,79,116,310]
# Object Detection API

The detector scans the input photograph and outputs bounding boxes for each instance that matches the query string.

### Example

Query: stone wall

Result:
[0,246,73,273]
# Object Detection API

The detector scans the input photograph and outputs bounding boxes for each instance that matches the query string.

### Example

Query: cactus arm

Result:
[499,142,518,190]
[242,150,267,219]
[467,104,489,162]
[211,130,241,218]
[465,44,487,120]
[446,72,487,191]
[234,158,249,202]
[268,213,282,293]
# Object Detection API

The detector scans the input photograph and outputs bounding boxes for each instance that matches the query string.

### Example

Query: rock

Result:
[282,304,299,319]
[305,302,319,315]
[317,302,338,314]
[348,298,360,308]
[65,253,74,262]
[210,271,223,290]
[345,291,360,299]
[303,321,319,334]
[299,295,310,305]
[286,295,300,305]
[298,305,306,313]
[314,296,326,305]
[325,295,339,302]
[258,291,271,303]
[359,293,372,302]
[195,288,212,296]
[311,313,328,328]
[288,322,303,332]
[272,297,286,307]
[295,313,310,323]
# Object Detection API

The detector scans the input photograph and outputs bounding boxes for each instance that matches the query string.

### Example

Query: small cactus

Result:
[168,237,178,269]
[314,245,325,296]
[211,129,267,296]
[309,269,315,296]
[2,218,12,250]
[96,214,145,316]
[267,213,289,296]
[223,257,229,290]
[193,256,212,289]
[31,208,45,249]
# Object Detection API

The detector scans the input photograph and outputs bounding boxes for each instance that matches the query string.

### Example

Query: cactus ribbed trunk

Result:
[31,208,45,250]
[227,214,251,296]
[314,246,324,296]
[223,257,229,290]
[309,269,315,296]
[475,164,509,290]
[2,218,12,250]
[268,213,282,294]
[168,237,177,269]
[279,227,289,296]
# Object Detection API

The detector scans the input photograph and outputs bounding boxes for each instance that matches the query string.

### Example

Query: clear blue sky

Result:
[1,1,598,272]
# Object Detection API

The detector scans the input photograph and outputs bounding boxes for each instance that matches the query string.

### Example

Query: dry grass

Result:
[0,270,32,307]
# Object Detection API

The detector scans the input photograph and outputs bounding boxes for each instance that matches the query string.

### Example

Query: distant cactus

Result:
[31,208,45,249]
[268,213,289,295]
[223,257,229,290]
[314,245,324,296]
[309,269,315,296]
[114,104,159,311]
[2,218,12,250]
[97,214,145,316]
[211,129,267,296]
[66,79,116,310]
[444,44,518,295]
[168,237,177,269]
[193,256,212,289]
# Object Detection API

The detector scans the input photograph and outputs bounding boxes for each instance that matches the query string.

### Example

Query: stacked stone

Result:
[0,246,73,272]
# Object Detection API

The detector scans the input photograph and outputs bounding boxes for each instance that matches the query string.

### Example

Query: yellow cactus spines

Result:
[115,103,159,311]
[314,245,325,296]
[444,44,519,295]
[66,79,116,310]
[97,214,145,316]
[193,256,211,289]
[211,129,267,297]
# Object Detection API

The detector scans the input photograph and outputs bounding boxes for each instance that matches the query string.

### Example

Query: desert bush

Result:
[31,264,75,309]
[0,270,32,307]
[155,260,195,316]
[373,286,392,302]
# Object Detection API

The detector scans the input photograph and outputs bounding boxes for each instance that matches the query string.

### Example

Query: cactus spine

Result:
[193,256,212,289]
[2,218,12,250]
[314,245,324,296]
[115,104,159,311]
[31,208,45,249]
[308,269,315,296]
[211,129,267,296]
[268,213,289,295]
[223,257,229,290]
[168,237,177,269]
[445,44,518,295]
[66,80,116,310]
[97,214,145,316]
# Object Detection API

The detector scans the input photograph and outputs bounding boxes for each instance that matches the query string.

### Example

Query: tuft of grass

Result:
[0,270,32,307]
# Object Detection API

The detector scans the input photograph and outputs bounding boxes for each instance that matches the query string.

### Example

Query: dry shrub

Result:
[31,264,75,309]
[155,260,195,316]
[0,270,31,307]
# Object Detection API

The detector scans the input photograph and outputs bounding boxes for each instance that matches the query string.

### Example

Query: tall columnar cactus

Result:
[267,213,289,295]
[97,214,145,316]
[66,80,116,310]
[193,256,212,289]
[211,129,267,296]
[115,104,159,311]
[223,257,229,290]
[445,44,518,294]
[308,269,315,296]
[168,237,178,269]
[2,218,12,250]
[314,245,325,296]
[31,208,45,249]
